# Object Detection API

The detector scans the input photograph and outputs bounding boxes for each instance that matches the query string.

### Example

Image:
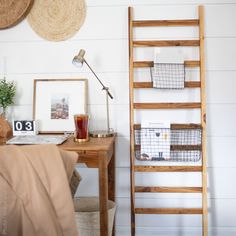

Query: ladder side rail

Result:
[128,6,136,236]
[199,5,208,236]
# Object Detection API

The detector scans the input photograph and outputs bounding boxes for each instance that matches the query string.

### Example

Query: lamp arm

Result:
[83,59,113,99]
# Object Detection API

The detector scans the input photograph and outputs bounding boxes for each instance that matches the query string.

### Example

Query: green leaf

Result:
[0,77,16,111]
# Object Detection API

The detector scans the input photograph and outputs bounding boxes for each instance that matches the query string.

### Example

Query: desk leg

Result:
[108,142,115,236]
[99,151,108,236]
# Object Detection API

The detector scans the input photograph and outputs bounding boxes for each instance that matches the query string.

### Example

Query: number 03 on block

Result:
[12,120,38,136]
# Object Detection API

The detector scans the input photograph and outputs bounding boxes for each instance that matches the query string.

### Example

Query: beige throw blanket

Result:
[0,144,78,236]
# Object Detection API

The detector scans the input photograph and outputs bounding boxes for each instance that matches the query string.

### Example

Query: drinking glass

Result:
[74,114,89,142]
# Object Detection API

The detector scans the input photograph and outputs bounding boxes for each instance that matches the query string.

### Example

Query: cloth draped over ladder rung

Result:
[151,63,185,89]
[133,81,201,88]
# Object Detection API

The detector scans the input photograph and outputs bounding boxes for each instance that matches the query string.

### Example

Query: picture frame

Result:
[33,79,87,133]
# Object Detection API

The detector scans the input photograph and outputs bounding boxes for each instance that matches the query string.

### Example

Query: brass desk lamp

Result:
[72,49,114,138]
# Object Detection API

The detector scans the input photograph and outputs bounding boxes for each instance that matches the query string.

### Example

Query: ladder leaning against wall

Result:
[128,5,208,235]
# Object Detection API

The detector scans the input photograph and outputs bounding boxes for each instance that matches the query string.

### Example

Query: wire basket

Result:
[151,63,185,89]
[134,125,202,162]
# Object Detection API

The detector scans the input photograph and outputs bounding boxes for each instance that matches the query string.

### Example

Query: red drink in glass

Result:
[74,114,89,142]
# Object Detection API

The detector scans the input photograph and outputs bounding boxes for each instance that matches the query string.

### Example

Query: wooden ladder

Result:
[128,5,208,235]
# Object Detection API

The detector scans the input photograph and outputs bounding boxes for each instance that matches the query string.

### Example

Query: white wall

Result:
[1,1,236,235]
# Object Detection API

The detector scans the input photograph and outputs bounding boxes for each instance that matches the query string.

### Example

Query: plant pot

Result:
[0,114,12,139]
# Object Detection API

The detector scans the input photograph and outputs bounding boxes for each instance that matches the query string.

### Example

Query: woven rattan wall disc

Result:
[27,0,86,41]
[0,0,34,29]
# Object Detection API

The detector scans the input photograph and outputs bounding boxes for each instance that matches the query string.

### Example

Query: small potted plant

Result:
[0,77,16,139]
[0,77,16,117]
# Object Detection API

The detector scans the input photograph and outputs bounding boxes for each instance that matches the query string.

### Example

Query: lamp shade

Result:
[72,49,86,67]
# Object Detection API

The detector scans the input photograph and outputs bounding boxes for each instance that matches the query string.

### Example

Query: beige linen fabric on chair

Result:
[0,144,78,236]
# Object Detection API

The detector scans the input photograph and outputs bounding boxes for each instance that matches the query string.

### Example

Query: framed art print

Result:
[33,79,87,133]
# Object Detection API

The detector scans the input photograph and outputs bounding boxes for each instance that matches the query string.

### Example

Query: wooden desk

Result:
[60,136,116,236]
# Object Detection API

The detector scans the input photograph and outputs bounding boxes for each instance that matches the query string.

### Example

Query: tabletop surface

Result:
[60,136,116,152]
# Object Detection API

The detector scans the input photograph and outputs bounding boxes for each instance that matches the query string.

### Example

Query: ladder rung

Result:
[134,123,202,130]
[185,60,200,67]
[133,82,152,88]
[185,81,201,88]
[171,123,202,129]
[135,208,203,214]
[134,102,201,109]
[133,60,200,68]
[135,186,202,193]
[133,40,200,47]
[133,61,154,68]
[133,19,199,27]
[133,81,201,88]
[134,166,202,172]
[135,144,201,151]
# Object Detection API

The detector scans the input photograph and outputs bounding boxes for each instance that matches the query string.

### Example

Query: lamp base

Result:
[89,130,115,138]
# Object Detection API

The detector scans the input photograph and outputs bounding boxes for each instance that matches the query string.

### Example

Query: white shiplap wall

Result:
[1,1,236,235]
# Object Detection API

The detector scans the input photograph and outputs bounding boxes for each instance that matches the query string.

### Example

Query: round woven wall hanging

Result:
[0,0,34,29]
[27,0,86,41]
